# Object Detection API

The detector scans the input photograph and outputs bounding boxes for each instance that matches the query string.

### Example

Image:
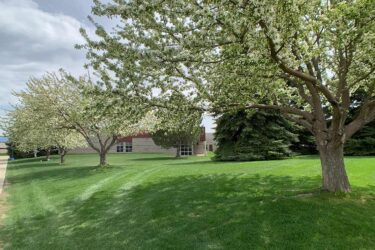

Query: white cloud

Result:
[0,0,87,61]
[0,0,93,132]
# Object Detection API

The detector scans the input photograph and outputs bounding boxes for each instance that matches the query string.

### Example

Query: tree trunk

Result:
[58,147,66,165]
[45,148,51,161]
[99,151,108,167]
[60,152,66,164]
[318,142,351,192]
[176,144,181,158]
[34,150,38,158]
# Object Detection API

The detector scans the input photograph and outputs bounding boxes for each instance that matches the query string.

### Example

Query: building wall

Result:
[205,133,218,152]
[0,143,7,154]
[194,141,207,156]
[132,138,176,154]
[69,137,207,156]
[69,146,97,154]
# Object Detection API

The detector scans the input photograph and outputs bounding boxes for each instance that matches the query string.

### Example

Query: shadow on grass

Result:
[6,166,98,184]
[1,173,374,249]
[6,160,125,184]
[171,155,323,166]
[7,157,47,166]
[8,162,63,172]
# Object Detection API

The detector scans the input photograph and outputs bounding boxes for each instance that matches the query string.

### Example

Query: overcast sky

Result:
[0,0,215,135]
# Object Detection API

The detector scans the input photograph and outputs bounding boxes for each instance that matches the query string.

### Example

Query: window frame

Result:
[125,141,132,152]
[180,144,193,156]
[116,142,124,153]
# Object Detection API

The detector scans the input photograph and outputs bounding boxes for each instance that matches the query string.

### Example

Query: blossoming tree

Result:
[11,71,152,166]
[6,104,86,163]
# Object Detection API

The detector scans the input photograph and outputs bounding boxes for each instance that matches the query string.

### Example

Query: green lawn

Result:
[1,153,374,249]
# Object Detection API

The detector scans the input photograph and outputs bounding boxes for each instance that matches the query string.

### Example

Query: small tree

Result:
[214,110,298,161]
[6,106,56,160]
[5,97,86,163]
[49,129,87,164]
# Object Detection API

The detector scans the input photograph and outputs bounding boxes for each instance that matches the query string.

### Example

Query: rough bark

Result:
[99,150,108,167]
[317,142,351,192]
[58,147,66,164]
[96,135,118,167]
[81,134,116,167]
[60,153,66,165]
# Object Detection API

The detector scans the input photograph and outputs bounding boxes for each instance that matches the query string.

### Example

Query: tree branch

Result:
[345,100,375,140]
[283,113,313,133]
[351,66,375,86]
[258,20,340,108]
[243,104,313,122]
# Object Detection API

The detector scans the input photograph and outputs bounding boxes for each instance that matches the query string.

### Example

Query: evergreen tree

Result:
[214,110,298,161]
[345,124,375,156]
[345,90,375,156]
[291,128,318,155]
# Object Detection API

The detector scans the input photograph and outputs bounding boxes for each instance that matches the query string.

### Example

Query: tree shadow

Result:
[7,161,62,171]
[1,173,374,249]
[5,160,125,184]
[6,166,99,184]
[7,157,46,166]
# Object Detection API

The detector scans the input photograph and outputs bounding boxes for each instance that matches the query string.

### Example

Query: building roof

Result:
[118,133,151,143]
[118,127,207,143]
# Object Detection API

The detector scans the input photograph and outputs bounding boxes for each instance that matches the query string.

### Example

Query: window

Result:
[125,142,132,152]
[116,142,124,152]
[117,142,132,152]
[180,144,193,156]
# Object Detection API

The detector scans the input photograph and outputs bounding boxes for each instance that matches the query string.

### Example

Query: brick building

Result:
[70,128,207,156]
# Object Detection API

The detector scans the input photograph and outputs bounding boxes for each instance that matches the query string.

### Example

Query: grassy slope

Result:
[0,153,374,250]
